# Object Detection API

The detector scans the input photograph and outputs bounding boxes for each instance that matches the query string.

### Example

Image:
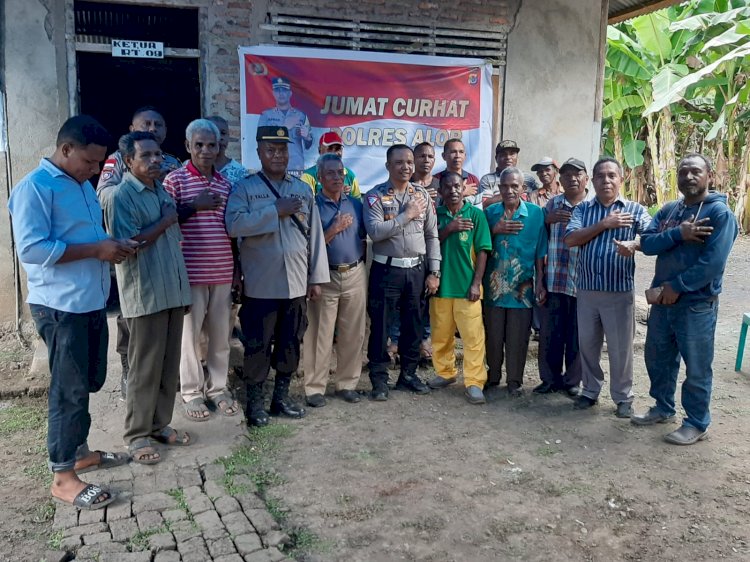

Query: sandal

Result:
[183,397,210,421]
[53,483,117,511]
[128,438,161,465]
[210,391,240,417]
[419,339,433,361]
[76,450,131,474]
[151,426,192,447]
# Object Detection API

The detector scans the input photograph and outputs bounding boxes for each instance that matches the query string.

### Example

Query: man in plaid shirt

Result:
[534,158,589,397]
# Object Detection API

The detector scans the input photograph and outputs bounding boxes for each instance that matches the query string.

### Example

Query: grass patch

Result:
[286,526,332,558]
[166,488,195,523]
[23,459,52,486]
[33,500,55,524]
[0,404,46,437]
[47,529,64,550]
[535,445,560,457]
[127,527,168,552]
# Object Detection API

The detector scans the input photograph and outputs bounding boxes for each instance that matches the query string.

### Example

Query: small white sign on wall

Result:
[112,40,164,59]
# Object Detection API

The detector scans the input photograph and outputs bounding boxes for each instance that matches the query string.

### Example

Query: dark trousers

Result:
[539,292,581,388]
[484,305,532,387]
[116,313,129,358]
[367,260,425,384]
[240,297,307,386]
[124,308,184,443]
[30,304,108,472]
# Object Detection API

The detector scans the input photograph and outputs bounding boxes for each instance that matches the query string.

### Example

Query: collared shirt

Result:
[9,158,110,313]
[97,150,181,200]
[301,165,361,199]
[226,172,329,299]
[315,193,365,266]
[434,169,482,208]
[436,202,492,299]
[103,173,191,318]
[257,107,312,171]
[529,182,562,207]
[219,159,254,187]
[484,200,547,309]
[544,193,586,297]
[164,162,234,285]
[479,169,539,205]
[363,180,441,271]
[565,195,651,292]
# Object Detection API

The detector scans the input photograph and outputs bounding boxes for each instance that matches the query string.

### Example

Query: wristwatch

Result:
[430,270,441,278]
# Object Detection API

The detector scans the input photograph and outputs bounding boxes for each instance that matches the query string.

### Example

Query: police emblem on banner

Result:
[468,68,479,85]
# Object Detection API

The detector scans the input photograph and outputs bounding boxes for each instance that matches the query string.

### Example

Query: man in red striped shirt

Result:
[164,119,239,421]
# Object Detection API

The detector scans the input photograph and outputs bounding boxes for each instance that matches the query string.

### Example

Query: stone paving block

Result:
[204,479,228,499]
[203,462,225,481]
[155,471,179,492]
[177,466,203,488]
[63,521,108,538]
[209,536,239,558]
[185,491,214,515]
[76,542,129,560]
[106,499,133,522]
[171,519,202,543]
[195,509,228,540]
[130,462,157,477]
[148,532,177,552]
[236,492,266,512]
[42,549,69,562]
[109,516,139,542]
[233,533,263,556]
[133,475,158,494]
[222,510,255,536]
[161,508,188,523]
[243,548,289,562]
[245,509,280,535]
[52,505,79,530]
[154,551,182,562]
[99,551,151,562]
[264,530,290,548]
[178,536,209,562]
[83,531,112,545]
[78,507,106,525]
[59,534,82,551]
[215,495,241,517]
[215,555,245,562]
[99,464,133,482]
[132,491,178,513]
[183,485,204,497]
[136,509,164,532]
[111,479,135,494]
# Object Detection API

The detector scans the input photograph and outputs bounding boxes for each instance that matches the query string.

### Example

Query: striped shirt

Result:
[164,162,234,285]
[545,194,583,297]
[565,195,650,292]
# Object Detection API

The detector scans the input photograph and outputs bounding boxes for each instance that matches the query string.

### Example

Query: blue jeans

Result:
[30,305,108,472]
[644,299,718,431]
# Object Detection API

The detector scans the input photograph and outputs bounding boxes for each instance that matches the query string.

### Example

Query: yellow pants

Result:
[429,297,487,389]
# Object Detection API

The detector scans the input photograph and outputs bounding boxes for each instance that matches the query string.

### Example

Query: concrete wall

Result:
[503,0,607,173]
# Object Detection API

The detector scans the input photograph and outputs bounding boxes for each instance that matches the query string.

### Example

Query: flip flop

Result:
[151,426,192,447]
[128,438,161,465]
[76,450,131,474]
[210,391,240,417]
[53,483,117,511]
[183,397,211,422]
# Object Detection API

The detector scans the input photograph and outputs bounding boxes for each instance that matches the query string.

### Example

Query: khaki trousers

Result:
[430,297,487,389]
[180,284,232,403]
[303,263,366,396]
[124,307,184,444]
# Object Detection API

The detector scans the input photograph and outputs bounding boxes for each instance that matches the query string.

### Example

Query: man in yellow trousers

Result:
[428,171,492,404]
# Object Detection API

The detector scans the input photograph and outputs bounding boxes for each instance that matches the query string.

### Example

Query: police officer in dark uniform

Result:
[364,144,441,401]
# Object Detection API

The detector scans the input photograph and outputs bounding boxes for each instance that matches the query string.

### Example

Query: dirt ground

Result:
[0,237,748,562]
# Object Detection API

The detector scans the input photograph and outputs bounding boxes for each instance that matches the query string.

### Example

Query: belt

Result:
[372,254,422,268]
[329,259,363,273]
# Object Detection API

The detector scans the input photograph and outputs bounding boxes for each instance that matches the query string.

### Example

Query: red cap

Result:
[319,131,343,147]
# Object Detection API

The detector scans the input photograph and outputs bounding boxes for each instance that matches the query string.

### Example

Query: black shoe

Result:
[369,382,389,401]
[562,384,581,398]
[483,378,500,391]
[573,395,597,410]
[631,407,676,426]
[119,354,129,401]
[269,374,306,418]
[246,382,269,427]
[507,383,524,398]
[335,390,361,403]
[394,374,430,395]
[533,382,557,395]
[615,401,633,419]
[305,393,326,408]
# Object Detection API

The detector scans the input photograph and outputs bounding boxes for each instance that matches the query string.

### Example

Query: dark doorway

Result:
[77,52,201,160]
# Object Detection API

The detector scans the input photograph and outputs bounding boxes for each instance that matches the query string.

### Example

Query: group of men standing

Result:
[7,105,737,511]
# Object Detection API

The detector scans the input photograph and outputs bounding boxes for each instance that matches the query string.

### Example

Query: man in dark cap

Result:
[226,126,329,426]
[258,78,313,175]
[480,140,539,208]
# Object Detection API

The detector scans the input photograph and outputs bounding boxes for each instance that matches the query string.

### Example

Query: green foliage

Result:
[0,404,46,437]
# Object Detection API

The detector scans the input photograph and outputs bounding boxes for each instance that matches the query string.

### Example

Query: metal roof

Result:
[608,0,684,23]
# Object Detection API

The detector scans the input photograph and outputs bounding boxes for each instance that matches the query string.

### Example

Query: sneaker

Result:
[630,407,676,426]
[464,385,486,404]
[428,375,457,389]
[664,425,708,446]
[573,395,597,410]
[615,402,633,419]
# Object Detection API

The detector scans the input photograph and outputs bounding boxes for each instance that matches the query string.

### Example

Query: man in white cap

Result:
[529,157,561,207]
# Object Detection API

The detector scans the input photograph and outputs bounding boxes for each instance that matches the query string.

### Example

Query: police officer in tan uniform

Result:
[364,144,441,400]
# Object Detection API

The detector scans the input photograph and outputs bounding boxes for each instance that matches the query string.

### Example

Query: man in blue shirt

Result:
[633,154,738,445]
[564,157,651,418]
[9,115,137,510]
[302,154,367,408]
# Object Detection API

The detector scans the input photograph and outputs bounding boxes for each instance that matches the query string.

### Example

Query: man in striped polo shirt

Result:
[164,119,239,421]
[564,157,651,418]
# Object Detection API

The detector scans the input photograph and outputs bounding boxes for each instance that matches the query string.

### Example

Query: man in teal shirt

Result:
[484,167,547,396]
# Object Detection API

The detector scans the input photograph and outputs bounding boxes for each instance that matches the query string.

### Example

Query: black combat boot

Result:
[120,354,129,401]
[246,382,269,427]
[269,374,306,418]
[394,371,430,394]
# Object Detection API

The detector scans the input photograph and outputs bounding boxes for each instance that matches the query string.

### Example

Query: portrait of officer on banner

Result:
[257,76,313,175]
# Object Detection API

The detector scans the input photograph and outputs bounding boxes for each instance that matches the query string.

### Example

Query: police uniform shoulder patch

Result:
[367,194,379,208]
[101,171,113,180]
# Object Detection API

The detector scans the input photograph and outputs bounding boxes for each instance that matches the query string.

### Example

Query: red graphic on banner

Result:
[244,55,481,129]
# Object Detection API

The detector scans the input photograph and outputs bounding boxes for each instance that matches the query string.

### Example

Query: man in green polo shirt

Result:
[427,171,492,404]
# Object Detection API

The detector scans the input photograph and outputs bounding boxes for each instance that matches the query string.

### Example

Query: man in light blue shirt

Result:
[9,115,137,511]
